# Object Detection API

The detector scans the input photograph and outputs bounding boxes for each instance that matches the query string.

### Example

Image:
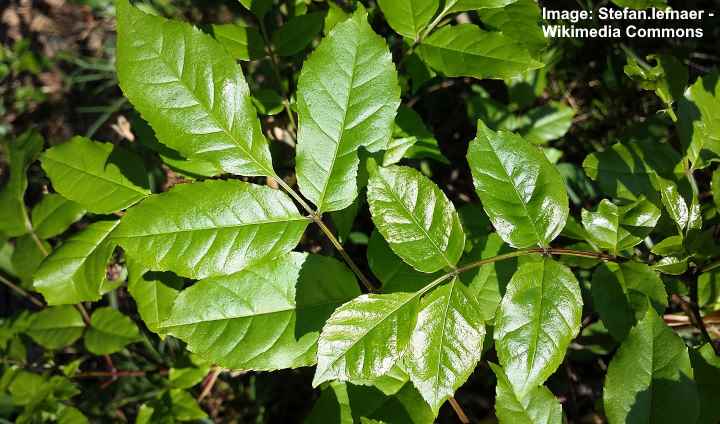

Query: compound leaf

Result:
[116,0,275,177]
[467,122,569,248]
[161,253,360,371]
[113,180,308,279]
[367,165,464,273]
[85,307,142,355]
[295,8,401,213]
[494,258,582,396]
[40,137,150,214]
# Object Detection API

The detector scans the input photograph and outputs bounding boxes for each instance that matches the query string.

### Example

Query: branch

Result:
[198,367,223,401]
[0,274,44,307]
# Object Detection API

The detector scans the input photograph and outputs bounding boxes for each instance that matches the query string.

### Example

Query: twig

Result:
[0,274,44,307]
[448,397,470,424]
[198,367,223,401]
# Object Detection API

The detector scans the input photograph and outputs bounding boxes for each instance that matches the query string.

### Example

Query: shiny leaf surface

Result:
[581,198,661,255]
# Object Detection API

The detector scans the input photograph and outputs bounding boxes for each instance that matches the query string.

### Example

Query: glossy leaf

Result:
[212,23,265,61]
[0,131,43,237]
[367,230,439,294]
[40,137,150,214]
[313,292,420,387]
[31,194,85,239]
[654,175,689,231]
[494,258,583,396]
[444,0,519,13]
[272,13,324,56]
[34,220,120,305]
[367,165,465,273]
[377,0,439,40]
[490,363,562,424]
[467,122,569,248]
[477,0,546,55]
[162,253,360,370]
[84,307,142,355]
[591,262,667,341]
[26,306,84,349]
[113,180,308,279]
[581,198,661,255]
[624,54,687,106]
[603,307,698,424]
[116,0,275,177]
[11,235,50,284]
[405,278,486,413]
[126,257,182,335]
[295,8,401,213]
[419,24,543,81]
[384,106,447,166]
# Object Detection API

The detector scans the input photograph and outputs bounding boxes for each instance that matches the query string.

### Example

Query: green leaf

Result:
[295,8,401,213]
[40,137,150,214]
[26,306,84,349]
[113,180,308,279]
[161,253,360,370]
[405,278,485,413]
[84,307,142,355]
[384,106,447,166]
[653,256,689,275]
[324,2,349,35]
[0,131,43,237]
[494,258,583,396]
[610,0,667,9]
[211,23,265,61]
[489,362,562,424]
[581,198,660,255]
[650,235,684,256]
[368,230,439,294]
[116,0,275,177]
[520,102,574,145]
[419,24,543,81]
[34,220,119,305]
[272,12,324,56]
[238,0,273,18]
[685,71,720,169]
[377,0,439,40]
[313,292,420,387]
[252,88,284,115]
[713,169,720,211]
[624,54,687,106]
[126,258,182,335]
[591,262,668,341]
[444,0,519,13]
[31,194,85,239]
[11,235,50,284]
[603,307,698,424]
[467,121,569,248]
[477,0,546,55]
[690,344,720,424]
[368,165,464,273]
[168,365,210,389]
[653,175,689,231]
[57,405,89,424]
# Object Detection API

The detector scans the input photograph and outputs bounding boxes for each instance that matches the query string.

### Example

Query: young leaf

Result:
[113,180,308,279]
[581,198,661,255]
[31,194,85,239]
[405,278,486,413]
[126,258,182,335]
[377,0,439,40]
[116,0,275,177]
[653,175,689,230]
[34,220,120,305]
[84,307,142,355]
[690,344,720,424]
[489,363,562,424]
[467,122,569,248]
[272,12,324,56]
[419,25,543,81]
[211,23,265,61]
[40,137,150,214]
[313,292,420,387]
[295,8,401,213]
[603,307,699,424]
[367,165,465,273]
[161,253,360,371]
[494,258,583,396]
[26,306,84,350]
[591,262,667,341]
[0,131,43,237]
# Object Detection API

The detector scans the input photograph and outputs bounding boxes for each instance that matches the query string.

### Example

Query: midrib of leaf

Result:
[525,261,546,387]
[43,156,149,197]
[144,31,275,178]
[432,279,456,396]
[426,34,537,66]
[49,220,119,280]
[484,136,545,245]
[377,171,454,269]
[115,216,307,238]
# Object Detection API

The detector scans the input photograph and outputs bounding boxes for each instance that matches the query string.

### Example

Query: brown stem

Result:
[76,303,92,326]
[448,397,470,424]
[198,367,223,401]
[0,274,44,307]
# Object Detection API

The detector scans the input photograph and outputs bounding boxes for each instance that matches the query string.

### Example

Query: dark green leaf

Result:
[377,0,439,40]
[0,131,43,237]
[212,23,265,61]
[84,307,142,355]
[26,306,84,349]
[690,344,720,424]
[272,13,324,56]
[126,258,182,335]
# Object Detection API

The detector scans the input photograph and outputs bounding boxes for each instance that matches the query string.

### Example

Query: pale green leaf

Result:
[467,122,569,248]
[168,365,210,389]
[26,306,84,349]
[211,23,265,61]
[11,234,50,284]
[313,292,420,387]
[419,24,543,81]
[581,198,660,255]
[591,262,667,341]
[0,131,43,237]
[34,220,120,305]
[272,12,324,56]
[377,0,439,40]
[490,363,562,424]
[603,307,698,424]
[40,137,150,214]
[84,307,142,355]
[116,0,275,177]
[126,257,182,335]
[494,258,582,396]
[161,253,360,371]
[295,8,401,213]
[405,278,485,413]
[31,194,85,239]
[324,2,349,35]
[113,180,308,279]
[368,165,464,273]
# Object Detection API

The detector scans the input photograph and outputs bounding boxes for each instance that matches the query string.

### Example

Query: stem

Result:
[0,274,44,307]
[29,230,49,257]
[198,367,223,401]
[701,260,720,273]
[76,303,92,326]
[448,397,470,424]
